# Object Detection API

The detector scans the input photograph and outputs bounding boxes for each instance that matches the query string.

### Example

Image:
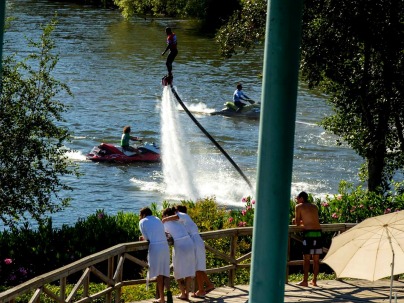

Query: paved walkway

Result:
[134,279,404,302]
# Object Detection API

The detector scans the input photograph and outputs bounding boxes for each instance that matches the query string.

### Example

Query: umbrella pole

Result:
[387,229,394,303]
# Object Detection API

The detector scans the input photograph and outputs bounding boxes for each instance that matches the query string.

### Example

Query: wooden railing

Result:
[0,224,356,303]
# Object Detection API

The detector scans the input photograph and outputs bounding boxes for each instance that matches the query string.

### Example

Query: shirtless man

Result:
[294,191,322,287]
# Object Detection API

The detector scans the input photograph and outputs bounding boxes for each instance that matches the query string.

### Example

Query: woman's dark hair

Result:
[123,126,131,133]
[175,205,187,213]
[163,207,176,217]
[140,207,152,217]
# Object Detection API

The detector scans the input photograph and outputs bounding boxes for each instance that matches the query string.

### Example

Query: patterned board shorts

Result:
[302,230,323,255]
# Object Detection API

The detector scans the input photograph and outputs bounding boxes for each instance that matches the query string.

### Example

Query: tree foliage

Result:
[113,0,240,32]
[0,18,80,228]
[301,0,404,192]
[216,0,404,192]
[216,0,267,57]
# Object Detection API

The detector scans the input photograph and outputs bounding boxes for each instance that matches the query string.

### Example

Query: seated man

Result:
[121,125,142,152]
[233,83,252,112]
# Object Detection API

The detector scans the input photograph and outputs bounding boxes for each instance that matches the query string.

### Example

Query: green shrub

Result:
[3,186,404,289]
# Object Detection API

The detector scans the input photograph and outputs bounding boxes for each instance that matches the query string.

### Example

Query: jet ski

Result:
[86,142,160,163]
[211,101,260,119]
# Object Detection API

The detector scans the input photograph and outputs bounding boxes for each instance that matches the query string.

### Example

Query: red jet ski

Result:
[86,142,160,163]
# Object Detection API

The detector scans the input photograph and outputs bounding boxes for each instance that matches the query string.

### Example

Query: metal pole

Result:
[249,0,303,301]
[0,0,6,93]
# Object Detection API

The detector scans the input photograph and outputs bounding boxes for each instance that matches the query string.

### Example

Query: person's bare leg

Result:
[297,254,310,286]
[311,254,320,286]
[202,272,215,292]
[156,275,165,303]
[194,271,206,296]
[184,277,192,299]
[176,279,187,299]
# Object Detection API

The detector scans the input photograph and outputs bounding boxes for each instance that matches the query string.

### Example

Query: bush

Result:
[0,210,141,286]
[3,185,404,289]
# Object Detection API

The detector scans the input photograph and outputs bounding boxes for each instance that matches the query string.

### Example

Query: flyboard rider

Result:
[161,27,178,81]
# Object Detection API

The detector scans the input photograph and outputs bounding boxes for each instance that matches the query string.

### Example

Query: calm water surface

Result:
[5,0,362,227]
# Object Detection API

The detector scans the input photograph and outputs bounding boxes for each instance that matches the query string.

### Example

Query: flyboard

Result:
[162,74,253,191]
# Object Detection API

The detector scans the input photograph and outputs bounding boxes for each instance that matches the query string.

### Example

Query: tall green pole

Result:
[249,0,303,301]
[0,0,6,92]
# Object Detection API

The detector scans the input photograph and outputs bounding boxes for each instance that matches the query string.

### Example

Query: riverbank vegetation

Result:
[2,184,404,289]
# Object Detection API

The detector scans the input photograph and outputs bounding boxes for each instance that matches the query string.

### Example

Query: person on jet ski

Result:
[233,83,253,112]
[121,126,142,152]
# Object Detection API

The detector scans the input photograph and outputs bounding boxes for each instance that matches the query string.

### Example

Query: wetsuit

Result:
[166,33,178,74]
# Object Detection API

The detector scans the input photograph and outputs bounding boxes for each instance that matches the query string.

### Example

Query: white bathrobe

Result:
[164,220,196,279]
[139,215,170,279]
[177,212,207,271]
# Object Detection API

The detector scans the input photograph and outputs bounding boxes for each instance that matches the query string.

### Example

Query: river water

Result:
[4,0,362,227]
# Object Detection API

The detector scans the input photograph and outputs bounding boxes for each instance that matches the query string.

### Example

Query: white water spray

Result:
[160,86,255,205]
[160,87,200,200]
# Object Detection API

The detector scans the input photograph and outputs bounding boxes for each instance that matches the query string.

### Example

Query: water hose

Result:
[169,84,253,191]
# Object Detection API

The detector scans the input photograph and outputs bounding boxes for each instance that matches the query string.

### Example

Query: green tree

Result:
[113,0,240,32]
[216,0,404,192]
[301,0,404,192]
[0,18,80,228]
[216,0,267,57]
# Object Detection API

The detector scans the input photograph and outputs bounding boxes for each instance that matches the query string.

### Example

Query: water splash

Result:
[160,87,200,200]
[160,86,255,205]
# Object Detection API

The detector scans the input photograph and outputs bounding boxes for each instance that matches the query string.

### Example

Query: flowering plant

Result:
[315,181,404,224]
[227,196,255,227]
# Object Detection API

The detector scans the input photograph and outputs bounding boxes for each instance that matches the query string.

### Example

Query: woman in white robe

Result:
[163,207,196,301]
[139,207,171,303]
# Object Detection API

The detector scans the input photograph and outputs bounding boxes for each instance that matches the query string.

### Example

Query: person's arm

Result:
[130,136,142,141]
[139,221,147,241]
[162,44,169,56]
[295,205,303,227]
[162,214,179,223]
[241,91,251,101]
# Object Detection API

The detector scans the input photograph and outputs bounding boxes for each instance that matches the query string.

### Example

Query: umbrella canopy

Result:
[322,210,404,281]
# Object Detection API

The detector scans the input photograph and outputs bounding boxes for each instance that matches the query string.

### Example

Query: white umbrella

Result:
[322,210,404,303]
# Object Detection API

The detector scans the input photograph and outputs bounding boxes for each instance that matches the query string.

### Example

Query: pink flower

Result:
[384,208,392,214]
[238,222,247,227]
[246,206,251,210]
[331,213,339,219]
[251,200,256,205]
[4,258,12,265]
[242,197,247,202]
[322,202,329,207]
[241,210,246,216]
[228,217,233,223]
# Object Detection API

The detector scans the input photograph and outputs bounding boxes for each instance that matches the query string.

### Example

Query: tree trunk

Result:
[368,155,384,192]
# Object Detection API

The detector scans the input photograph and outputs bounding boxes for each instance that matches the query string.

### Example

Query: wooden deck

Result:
[134,279,404,303]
